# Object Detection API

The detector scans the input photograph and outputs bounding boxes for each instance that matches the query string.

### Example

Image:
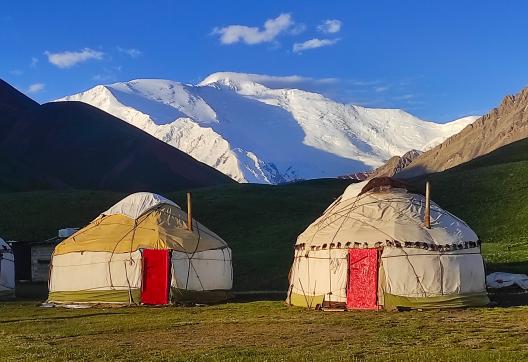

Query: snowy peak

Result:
[199,72,303,88]
[58,72,477,184]
[107,79,218,125]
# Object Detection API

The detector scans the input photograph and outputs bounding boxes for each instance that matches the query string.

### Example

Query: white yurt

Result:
[48,192,233,305]
[0,237,15,299]
[287,177,489,310]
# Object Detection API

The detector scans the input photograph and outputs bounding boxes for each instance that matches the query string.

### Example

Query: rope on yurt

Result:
[157,206,226,244]
[0,252,4,290]
[313,193,459,236]
[345,194,430,296]
[301,193,366,302]
[297,277,311,308]
[369,193,446,297]
[104,211,151,304]
[306,193,417,300]
[124,260,135,305]
[184,221,203,291]
[312,280,317,305]
[440,256,444,295]
[324,195,367,298]
[126,217,140,305]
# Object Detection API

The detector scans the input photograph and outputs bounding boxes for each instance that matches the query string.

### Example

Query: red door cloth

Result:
[141,249,170,305]
[347,248,379,310]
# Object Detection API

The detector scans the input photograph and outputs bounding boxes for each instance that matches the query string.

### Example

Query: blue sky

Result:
[2,0,528,121]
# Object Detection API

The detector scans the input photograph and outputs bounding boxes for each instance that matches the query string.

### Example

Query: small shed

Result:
[10,228,78,282]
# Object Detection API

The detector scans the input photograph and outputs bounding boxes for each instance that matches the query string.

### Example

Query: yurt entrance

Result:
[347,249,379,310]
[141,249,171,305]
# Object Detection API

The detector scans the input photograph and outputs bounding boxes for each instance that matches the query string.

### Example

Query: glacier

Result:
[58,72,477,184]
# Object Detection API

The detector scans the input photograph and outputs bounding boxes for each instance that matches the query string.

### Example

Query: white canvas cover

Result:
[296,188,477,249]
[50,251,143,292]
[100,192,179,219]
[49,193,232,304]
[381,247,486,297]
[486,272,528,290]
[171,249,233,291]
[288,184,488,309]
[289,249,348,303]
[0,237,15,297]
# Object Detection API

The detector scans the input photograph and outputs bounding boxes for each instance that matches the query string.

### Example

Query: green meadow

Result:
[1,139,528,360]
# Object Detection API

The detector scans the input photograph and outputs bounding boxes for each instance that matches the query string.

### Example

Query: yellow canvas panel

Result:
[54,204,227,255]
[289,292,325,308]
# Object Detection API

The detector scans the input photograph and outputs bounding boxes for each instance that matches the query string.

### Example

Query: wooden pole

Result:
[425,181,431,229]
[187,192,193,231]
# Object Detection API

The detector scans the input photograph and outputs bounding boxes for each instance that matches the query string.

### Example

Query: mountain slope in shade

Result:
[0,79,233,192]
[398,87,528,179]
[59,72,477,184]
[367,149,422,179]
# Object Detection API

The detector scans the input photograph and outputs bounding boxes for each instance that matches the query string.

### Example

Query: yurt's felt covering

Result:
[48,193,233,305]
[0,237,15,299]
[287,180,489,310]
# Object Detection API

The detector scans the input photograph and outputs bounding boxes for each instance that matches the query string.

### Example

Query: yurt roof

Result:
[55,192,228,255]
[0,237,11,252]
[296,182,479,251]
[100,192,180,220]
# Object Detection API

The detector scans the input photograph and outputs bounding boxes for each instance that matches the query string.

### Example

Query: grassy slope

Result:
[1,301,528,361]
[0,179,350,291]
[413,137,528,273]
[1,138,527,291]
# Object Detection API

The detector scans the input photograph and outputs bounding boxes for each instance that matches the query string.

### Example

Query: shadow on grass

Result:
[230,292,287,304]
[0,312,127,324]
[488,288,528,308]
[486,261,528,274]
[15,282,48,300]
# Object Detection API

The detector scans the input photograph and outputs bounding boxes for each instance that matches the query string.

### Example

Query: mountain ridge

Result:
[397,86,528,178]
[0,79,233,192]
[59,72,477,184]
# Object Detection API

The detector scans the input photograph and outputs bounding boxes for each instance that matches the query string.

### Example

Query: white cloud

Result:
[92,66,122,82]
[293,38,340,53]
[9,69,23,76]
[93,73,115,82]
[117,46,142,58]
[213,13,294,45]
[393,94,416,101]
[375,85,390,93]
[27,83,45,94]
[250,74,338,87]
[290,23,306,35]
[44,48,104,68]
[199,72,341,97]
[30,57,38,68]
[201,72,338,88]
[318,19,342,34]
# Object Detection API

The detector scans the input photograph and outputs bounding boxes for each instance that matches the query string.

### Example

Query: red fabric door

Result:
[347,248,379,310]
[141,249,170,305]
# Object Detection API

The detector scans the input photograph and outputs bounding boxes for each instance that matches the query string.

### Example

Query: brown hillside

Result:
[397,87,528,178]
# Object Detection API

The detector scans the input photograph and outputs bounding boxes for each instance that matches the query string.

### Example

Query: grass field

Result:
[1,301,528,361]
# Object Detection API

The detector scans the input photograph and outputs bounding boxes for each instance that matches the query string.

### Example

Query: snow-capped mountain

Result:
[58,72,477,184]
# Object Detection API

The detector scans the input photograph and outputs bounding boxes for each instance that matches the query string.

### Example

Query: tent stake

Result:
[425,181,431,229]
[187,192,193,231]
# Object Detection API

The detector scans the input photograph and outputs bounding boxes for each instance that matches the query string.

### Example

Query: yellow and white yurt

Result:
[287,178,489,310]
[48,192,233,305]
[0,237,15,299]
